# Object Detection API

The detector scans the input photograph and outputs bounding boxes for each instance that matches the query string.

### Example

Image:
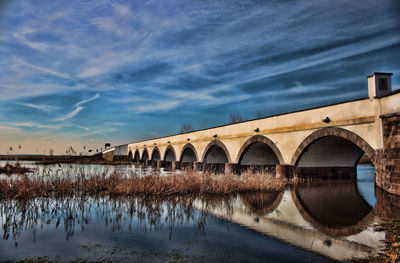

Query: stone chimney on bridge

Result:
[368,72,392,98]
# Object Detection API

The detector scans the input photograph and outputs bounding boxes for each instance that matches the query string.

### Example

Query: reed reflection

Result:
[0,195,214,244]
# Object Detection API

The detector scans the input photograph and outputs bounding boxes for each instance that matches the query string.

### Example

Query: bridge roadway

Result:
[106,73,400,195]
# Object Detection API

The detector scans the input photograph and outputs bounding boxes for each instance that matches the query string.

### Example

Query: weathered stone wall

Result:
[374,186,400,219]
[376,113,400,195]
[102,151,114,161]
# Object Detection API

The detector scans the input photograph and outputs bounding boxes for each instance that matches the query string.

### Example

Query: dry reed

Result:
[0,170,287,200]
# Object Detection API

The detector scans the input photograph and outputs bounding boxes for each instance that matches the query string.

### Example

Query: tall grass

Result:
[0,169,287,200]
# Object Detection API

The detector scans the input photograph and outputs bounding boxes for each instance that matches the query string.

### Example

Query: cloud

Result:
[55,106,84,121]
[0,121,59,130]
[111,2,133,18]
[18,102,59,112]
[13,25,50,52]
[227,34,400,87]
[55,93,100,121]
[132,100,183,113]
[17,59,71,80]
[74,93,100,107]
[126,85,252,113]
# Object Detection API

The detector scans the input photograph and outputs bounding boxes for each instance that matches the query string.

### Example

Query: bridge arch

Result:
[180,143,198,163]
[236,135,284,165]
[291,184,376,237]
[202,140,232,164]
[141,148,149,161]
[133,149,140,161]
[128,150,133,160]
[151,147,161,161]
[291,127,376,168]
[163,145,176,162]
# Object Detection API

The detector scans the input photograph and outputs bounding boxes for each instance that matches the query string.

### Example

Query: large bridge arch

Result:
[236,135,284,165]
[291,127,376,168]
[133,149,140,161]
[180,143,198,163]
[202,140,232,164]
[128,150,133,160]
[163,145,176,162]
[151,147,161,161]
[141,148,149,161]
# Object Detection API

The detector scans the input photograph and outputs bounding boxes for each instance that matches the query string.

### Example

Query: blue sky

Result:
[0,0,399,154]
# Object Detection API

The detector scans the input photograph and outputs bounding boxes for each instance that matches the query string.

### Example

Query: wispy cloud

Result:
[0,121,59,130]
[133,100,183,113]
[233,34,400,85]
[125,85,251,113]
[74,93,100,107]
[55,93,100,121]
[55,106,84,121]
[18,102,59,112]
[17,59,71,80]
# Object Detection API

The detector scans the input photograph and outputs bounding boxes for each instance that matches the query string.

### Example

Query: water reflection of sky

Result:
[356,164,376,206]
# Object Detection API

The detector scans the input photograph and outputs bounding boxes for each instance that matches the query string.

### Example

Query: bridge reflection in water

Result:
[194,176,400,261]
[2,162,400,261]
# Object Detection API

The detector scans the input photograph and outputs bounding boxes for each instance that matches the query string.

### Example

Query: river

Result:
[0,161,398,262]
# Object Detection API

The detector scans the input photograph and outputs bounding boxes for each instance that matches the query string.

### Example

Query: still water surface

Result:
[0,162,396,262]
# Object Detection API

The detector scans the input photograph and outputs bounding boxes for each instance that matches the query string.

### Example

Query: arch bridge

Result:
[109,73,400,195]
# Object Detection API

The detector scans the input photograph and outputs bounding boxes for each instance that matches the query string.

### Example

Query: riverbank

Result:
[0,154,131,165]
[346,219,400,263]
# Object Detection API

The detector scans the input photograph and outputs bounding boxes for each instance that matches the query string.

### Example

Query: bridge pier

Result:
[276,165,294,179]
[156,160,162,169]
[225,163,234,174]
[376,113,400,195]
[194,162,202,172]
[181,162,194,171]
[236,165,276,175]
[171,161,178,171]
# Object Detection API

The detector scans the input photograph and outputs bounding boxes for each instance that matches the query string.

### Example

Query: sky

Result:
[0,0,399,155]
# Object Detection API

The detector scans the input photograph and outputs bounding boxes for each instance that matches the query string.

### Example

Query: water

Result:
[0,162,397,262]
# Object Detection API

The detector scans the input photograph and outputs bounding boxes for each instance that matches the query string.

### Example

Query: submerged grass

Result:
[0,168,287,200]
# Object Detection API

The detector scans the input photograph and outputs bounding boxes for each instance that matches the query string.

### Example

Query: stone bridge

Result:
[106,73,400,195]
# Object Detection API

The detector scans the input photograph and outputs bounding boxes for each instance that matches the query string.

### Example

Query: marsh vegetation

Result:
[0,162,287,199]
